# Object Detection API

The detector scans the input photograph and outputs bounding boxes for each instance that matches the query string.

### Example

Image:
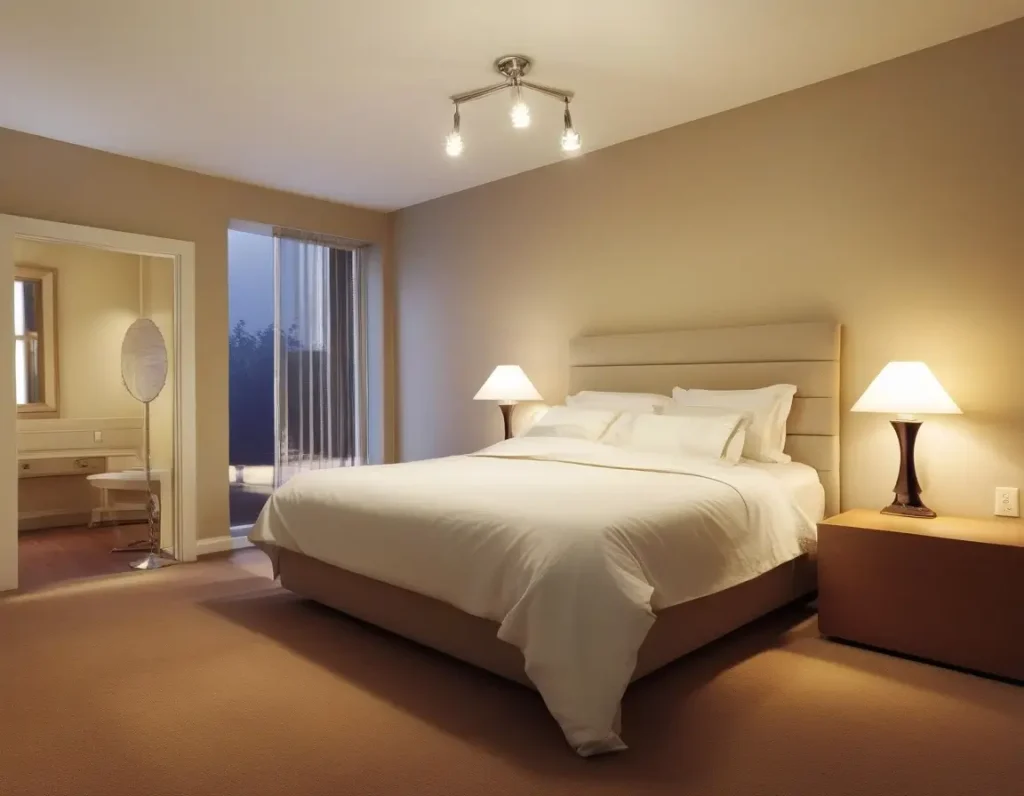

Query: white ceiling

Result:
[1,0,1022,210]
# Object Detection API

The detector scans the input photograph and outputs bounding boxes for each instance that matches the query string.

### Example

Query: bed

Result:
[251,321,841,755]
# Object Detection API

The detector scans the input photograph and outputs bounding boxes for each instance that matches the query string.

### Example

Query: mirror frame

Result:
[14,264,59,418]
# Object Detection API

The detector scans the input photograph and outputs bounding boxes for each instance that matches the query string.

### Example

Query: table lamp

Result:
[474,365,542,440]
[852,361,961,518]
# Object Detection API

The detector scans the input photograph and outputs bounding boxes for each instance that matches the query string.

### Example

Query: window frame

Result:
[14,264,59,418]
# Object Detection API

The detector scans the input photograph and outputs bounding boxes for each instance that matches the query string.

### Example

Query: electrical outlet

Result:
[994,487,1019,518]
[93,430,103,443]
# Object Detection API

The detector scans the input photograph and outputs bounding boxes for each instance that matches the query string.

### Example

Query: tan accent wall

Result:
[394,20,1024,518]
[14,239,143,420]
[0,131,391,540]
[140,255,175,476]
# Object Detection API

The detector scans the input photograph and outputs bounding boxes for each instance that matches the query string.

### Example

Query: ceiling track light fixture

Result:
[446,55,580,158]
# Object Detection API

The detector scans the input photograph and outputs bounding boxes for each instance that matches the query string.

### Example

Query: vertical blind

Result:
[273,234,367,487]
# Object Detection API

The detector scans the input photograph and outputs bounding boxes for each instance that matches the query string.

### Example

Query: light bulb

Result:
[510,100,531,128]
[445,131,463,157]
[560,100,580,153]
[445,105,463,157]
[561,128,581,152]
[510,85,530,128]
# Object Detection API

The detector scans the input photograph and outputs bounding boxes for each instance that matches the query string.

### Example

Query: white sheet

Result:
[250,437,816,756]
[740,460,825,525]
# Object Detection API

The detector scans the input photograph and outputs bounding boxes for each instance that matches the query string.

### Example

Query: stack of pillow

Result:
[521,386,797,465]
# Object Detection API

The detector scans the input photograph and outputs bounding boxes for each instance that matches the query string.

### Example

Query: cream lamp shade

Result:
[473,365,542,404]
[474,365,542,442]
[851,361,961,418]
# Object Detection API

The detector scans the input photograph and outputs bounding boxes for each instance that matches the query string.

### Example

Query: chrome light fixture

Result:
[446,55,580,157]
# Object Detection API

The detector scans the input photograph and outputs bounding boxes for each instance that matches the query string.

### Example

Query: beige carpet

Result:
[1,552,1020,796]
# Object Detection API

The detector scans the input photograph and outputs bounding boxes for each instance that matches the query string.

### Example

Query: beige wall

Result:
[14,239,143,420]
[394,20,1024,518]
[139,254,177,543]
[140,255,175,474]
[0,130,391,540]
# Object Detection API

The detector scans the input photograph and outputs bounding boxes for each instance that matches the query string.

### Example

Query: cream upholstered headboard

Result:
[568,321,841,517]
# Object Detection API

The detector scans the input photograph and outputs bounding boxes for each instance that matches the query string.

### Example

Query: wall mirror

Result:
[13,265,59,417]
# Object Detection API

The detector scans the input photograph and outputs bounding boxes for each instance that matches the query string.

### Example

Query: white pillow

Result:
[598,407,745,450]
[566,390,674,414]
[661,404,752,463]
[671,385,797,463]
[601,409,748,464]
[522,405,619,441]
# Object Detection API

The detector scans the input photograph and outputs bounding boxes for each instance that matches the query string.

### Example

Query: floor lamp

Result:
[120,318,176,570]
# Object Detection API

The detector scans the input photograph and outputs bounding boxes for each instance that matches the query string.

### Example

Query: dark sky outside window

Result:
[228,230,275,469]
[228,230,274,331]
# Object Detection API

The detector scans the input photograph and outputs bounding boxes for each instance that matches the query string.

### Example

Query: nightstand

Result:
[818,509,1024,681]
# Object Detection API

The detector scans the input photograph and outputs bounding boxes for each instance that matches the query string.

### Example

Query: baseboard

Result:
[18,510,92,532]
[197,534,254,556]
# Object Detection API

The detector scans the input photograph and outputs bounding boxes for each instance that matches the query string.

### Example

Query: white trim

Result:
[0,219,17,590]
[0,215,198,591]
[18,416,143,432]
[197,534,254,556]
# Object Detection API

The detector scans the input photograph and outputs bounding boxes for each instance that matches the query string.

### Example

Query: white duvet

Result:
[250,437,815,755]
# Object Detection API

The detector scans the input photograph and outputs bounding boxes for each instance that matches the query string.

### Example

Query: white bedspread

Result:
[250,437,815,755]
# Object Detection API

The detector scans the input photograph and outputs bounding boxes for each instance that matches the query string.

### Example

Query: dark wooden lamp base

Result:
[498,403,515,441]
[881,419,936,519]
[881,503,937,519]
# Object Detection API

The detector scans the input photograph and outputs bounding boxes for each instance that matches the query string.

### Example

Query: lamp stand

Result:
[882,419,936,519]
[130,401,176,570]
[499,403,516,441]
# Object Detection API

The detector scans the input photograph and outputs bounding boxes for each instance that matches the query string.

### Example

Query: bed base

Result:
[268,547,816,687]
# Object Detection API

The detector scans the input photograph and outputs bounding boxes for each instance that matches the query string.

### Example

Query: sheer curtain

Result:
[274,233,366,487]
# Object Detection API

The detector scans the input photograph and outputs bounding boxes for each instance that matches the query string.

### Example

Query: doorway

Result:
[0,216,197,592]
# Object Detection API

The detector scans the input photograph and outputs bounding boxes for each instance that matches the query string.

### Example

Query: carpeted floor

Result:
[1,551,1020,796]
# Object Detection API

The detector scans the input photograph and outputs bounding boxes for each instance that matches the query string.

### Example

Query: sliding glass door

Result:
[274,236,366,485]
[227,230,366,529]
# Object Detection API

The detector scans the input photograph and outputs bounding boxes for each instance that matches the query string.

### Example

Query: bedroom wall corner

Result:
[365,210,398,466]
[392,18,1024,519]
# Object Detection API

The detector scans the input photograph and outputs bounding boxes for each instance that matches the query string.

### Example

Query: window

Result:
[14,265,58,416]
[227,229,367,530]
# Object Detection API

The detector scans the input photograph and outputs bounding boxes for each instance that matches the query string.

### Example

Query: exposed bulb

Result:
[510,100,531,129]
[446,105,463,157]
[561,128,581,152]
[445,131,463,157]
[561,100,580,152]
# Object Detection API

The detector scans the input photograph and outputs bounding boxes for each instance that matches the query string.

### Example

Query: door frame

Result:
[0,216,198,591]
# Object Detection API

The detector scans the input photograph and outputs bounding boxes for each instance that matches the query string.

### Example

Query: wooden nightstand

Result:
[818,509,1024,681]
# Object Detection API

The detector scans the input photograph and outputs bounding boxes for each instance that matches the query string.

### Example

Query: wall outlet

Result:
[994,487,1020,518]
[93,430,103,443]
